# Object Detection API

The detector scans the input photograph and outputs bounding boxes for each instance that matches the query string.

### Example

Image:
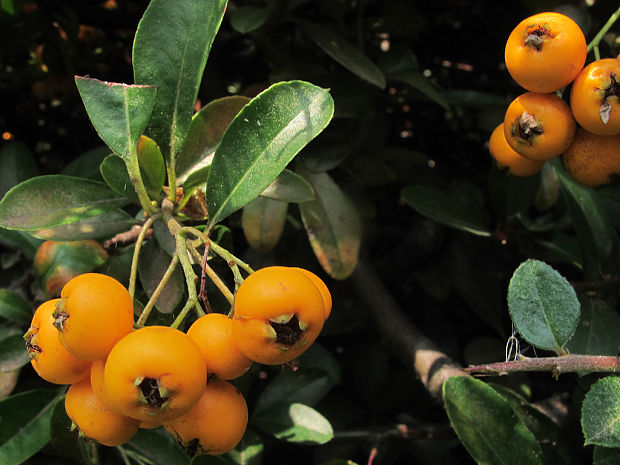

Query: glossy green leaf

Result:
[206,81,334,225]
[253,369,332,415]
[0,141,38,199]
[241,196,287,253]
[61,146,110,180]
[300,21,385,89]
[401,184,491,236]
[0,389,61,465]
[507,259,580,351]
[582,376,620,447]
[252,403,333,444]
[137,135,166,199]
[133,0,228,162]
[127,428,189,465]
[443,376,544,465]
[230,6,273,33]
[298,168,360,280]
[0,335,29,372]
[100,154,139,202]
[261,169,314,203]
[554,161,620,278]
[75,76,156,160]
[182,166,210,195]
[153,221,176,257]
[0,175,129,231]
[32,209,137,241]
[177,96,250,182]
[138,240,184,314]
[567,298,620,357]
[0,289,31,324]
[224,428,263,465]
[594,446,620,464]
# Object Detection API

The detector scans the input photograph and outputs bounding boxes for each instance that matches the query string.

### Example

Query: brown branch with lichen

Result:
[350,260,467,402]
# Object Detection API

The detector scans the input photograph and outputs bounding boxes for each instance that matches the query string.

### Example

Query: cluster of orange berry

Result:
[24,266,331,455]
[489,11,620,186]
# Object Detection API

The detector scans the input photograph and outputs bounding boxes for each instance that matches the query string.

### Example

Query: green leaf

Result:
[0,175,129,231]
[0,141,38,199]
[133,0,228,162]
[252,403,333,444]
[401,184,491,237]
[443,376,545,465]
[137,135,166,199]
[582,376,620,447]
[261,169,314,203]
[0,289,31,324]
[230,6,273,33]
[594,446,620,464]
[0,389,61,465]
[61,146,110,180]
[32,209,138,241]
[488,169,540,223]
[554,161,620,278]
[138,240,184,314]
[182,166,210,194]
[206,81,334,225]
[507,259,580,351]
[75,76,157,160]
[0,229,42,260]
[241,196,288,253]
[253,369,332,415]
[300,21,386,89]
[224,428,263,465]
[567,297,620,357]
[298,168,361,280]
[0,334,29,372]
[127,428,190,465]
[297,343,342,385]
[49,397,86,464]
[177,96,250,182]
[100,154,139,202]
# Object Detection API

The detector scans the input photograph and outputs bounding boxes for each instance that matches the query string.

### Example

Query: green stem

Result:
[170,229,204,329]
[187,243,235,304]
[466,354,620,377]
[167,158,177,204]
[135,253,180,328]
[124,151,157,217]
[587,5,620,55]
[128,213,161,300]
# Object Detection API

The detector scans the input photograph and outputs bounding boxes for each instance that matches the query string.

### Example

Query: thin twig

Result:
[128,213,161,300]
[466,354,620,377]
[135,254,180,328]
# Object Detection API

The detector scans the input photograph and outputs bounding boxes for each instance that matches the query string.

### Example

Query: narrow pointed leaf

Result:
[75,76,156,160]
[0,176,128,231]
[206,81,334,225]
[301,21,385,89]
[137,135,166,198]
[261,169,314,203]
[177,96,250,182]
[582,376,620,447]
[32,209,138,241]
[133,0,228,162]
[443,376,544,465]
[507,259,580,351]
[100,155,139,202]
[298,167,360,280]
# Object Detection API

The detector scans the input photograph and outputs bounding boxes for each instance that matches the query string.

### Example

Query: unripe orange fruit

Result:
[65,378,140,447]
[104,326,207,423]
[165,380,248,456]
[24,299,91,385]
[186,313,252,380]
[54,273,134,361]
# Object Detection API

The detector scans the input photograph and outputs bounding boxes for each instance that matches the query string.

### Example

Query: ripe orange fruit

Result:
[65,378,140,447]
[293,268,332,319]
[505,12,586,93]
[504,92,576,161]
[186,313,252,380]
[24,299,91,385]
[562,128,620,186]
[570,58,620,135]
[103,326,206,423]
[488,123,545,176]
[54,273,134,361]
[164,380,248,456]
[231,266,325,365]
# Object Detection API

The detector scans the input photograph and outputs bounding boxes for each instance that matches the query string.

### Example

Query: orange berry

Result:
[504,92,576,161]
[505,12,586,93]
[187,313,253,380]
[65,378,140,447]
[562,128,620,186]
[104,326,207,423]
[24,299,91,385]
[165,380,248,456]
[488,123,544,176]
[231,266,325,365]
[54,273,134,361]
[293,268,332,319]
